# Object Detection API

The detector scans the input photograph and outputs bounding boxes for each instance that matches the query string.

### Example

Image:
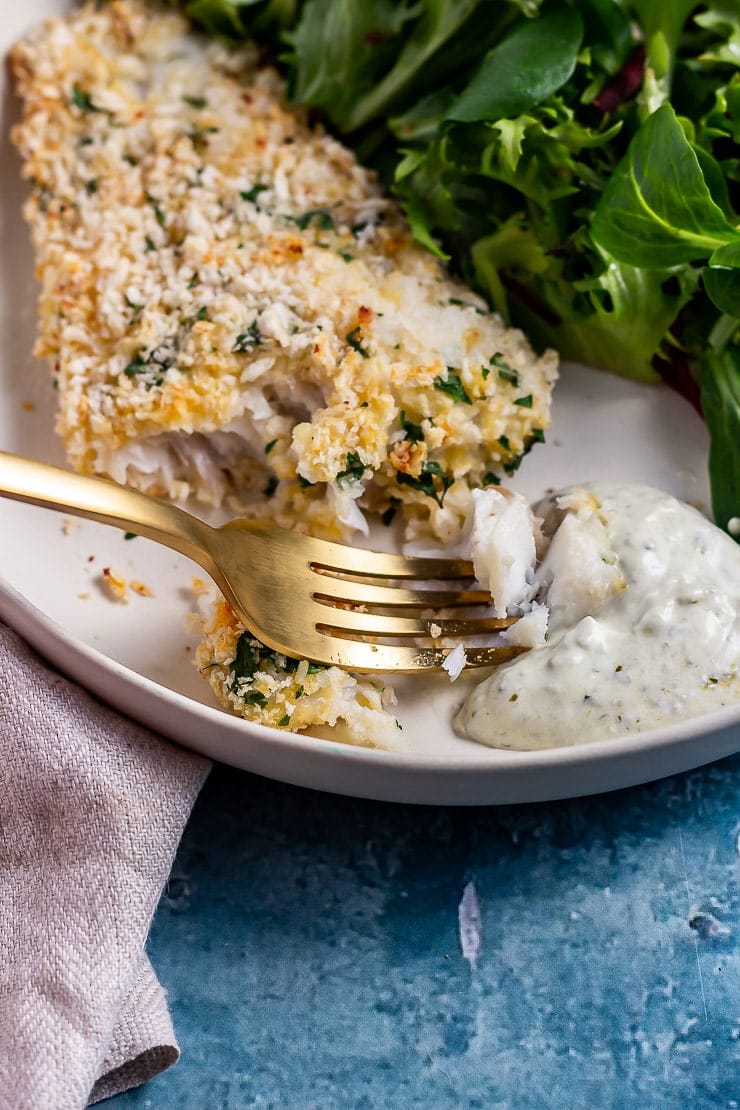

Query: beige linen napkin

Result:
[0,622,211,1109]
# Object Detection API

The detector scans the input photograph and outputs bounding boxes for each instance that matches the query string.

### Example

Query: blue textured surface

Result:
[112,755,740,1109]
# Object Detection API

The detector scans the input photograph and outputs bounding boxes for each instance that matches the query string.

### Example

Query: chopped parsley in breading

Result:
[396,461,452,507]
[70,84,101,113]
[146,194,166,227]
[243,690,268,707]
[448,298,485,315]
[492,356,520,387]
[345,326,369,358]
[240,184,268,204]
[399,410,424,442]
[230,633,259,685]
[233,322,261,352]
[336,452,367,486]
[434,369,471,405]
[287,208,335,230]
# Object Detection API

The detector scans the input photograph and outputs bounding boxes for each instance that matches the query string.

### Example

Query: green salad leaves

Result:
[182,0,740,536]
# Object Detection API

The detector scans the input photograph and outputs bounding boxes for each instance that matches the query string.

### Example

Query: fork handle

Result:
[0,450,217,571]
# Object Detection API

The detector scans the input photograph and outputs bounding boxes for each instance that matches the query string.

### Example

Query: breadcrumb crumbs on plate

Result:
[100,567,128,602]
[130,579,155,597]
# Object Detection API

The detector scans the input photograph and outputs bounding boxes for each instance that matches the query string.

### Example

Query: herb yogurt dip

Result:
[455,484,740,750]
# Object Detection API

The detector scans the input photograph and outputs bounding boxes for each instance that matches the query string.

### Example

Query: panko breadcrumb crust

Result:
[196,597,399,746]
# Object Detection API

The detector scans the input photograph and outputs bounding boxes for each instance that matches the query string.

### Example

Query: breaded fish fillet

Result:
[194,595,400,746]
[11,0,557,546]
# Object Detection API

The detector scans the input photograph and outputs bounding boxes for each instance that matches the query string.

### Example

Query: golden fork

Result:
[0,450,525,673]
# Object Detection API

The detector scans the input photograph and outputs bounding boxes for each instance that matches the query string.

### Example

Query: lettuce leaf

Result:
[591,103,740,267]
[448,4,583,122]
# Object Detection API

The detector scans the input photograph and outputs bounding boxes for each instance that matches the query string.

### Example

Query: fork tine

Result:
[315,611,515,637]
[316,639,527,673]
[312,580,492,609]
[310,545,474,580]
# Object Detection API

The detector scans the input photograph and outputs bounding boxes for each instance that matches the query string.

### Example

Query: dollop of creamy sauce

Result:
[455,483,740,749]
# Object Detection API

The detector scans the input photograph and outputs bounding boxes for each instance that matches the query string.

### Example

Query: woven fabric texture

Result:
[0,623,210,1109]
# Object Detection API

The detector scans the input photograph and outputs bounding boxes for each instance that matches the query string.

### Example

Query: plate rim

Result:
[1,0,738,802]
[2,574,738,790]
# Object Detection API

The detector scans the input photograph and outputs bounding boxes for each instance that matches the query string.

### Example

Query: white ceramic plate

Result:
[1,1,738,804]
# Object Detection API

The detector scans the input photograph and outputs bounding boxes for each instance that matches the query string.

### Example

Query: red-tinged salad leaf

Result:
[181,0,740,536]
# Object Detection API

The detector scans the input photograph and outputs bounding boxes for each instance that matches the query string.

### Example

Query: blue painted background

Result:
[113,753,739,1109]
